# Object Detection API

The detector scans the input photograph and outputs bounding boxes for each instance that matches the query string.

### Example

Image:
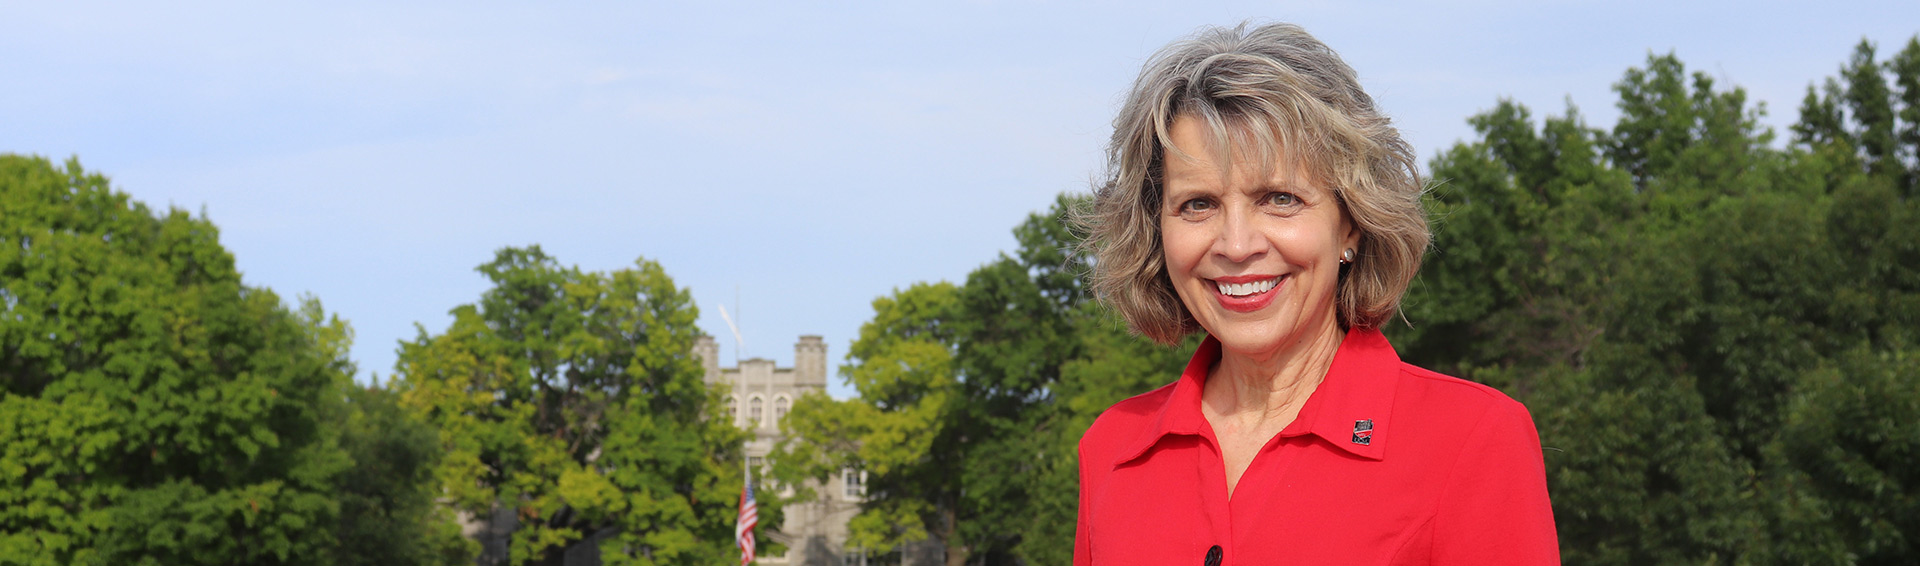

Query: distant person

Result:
[1073,22,1558,565]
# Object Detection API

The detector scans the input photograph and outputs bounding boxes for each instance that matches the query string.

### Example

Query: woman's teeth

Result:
[1215,278,1277,297]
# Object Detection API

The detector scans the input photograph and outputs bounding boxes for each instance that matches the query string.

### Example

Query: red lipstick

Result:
[1209,275,1282,313]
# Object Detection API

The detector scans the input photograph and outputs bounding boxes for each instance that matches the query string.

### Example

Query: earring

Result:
[1340,248,1355,264]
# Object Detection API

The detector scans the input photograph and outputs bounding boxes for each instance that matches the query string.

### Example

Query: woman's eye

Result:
[1179,199,1215,214]
[1264,192,1300,207]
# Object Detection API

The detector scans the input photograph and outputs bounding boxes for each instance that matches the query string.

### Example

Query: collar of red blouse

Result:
[1110,327,1404,467]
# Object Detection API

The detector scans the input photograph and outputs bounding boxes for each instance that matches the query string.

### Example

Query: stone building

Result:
[695,335,880,566]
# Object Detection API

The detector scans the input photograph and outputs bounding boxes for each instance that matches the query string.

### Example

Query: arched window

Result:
[774,396,790,424]
[727,396,739,420]
[750,396,764,427]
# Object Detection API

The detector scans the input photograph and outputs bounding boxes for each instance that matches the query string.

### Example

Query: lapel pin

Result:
[1352,419,1373,446]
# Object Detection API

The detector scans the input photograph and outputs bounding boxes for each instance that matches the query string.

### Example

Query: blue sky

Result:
[7,1,1917,398]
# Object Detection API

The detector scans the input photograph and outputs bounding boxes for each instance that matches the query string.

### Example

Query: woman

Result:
[1073,23,1558,565]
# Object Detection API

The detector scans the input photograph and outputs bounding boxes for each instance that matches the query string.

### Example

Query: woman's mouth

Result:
[1210,276,1282,312]
[1215,278,1278,297]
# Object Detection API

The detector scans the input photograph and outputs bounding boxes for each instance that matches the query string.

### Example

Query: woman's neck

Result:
[1202,322,1347,429]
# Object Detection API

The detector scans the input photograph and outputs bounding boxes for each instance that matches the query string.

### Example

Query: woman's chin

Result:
[1203,309,1343,361]
[1210,325,1293,357]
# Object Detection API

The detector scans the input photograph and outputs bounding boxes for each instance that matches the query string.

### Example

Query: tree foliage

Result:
[332,373,474,566]
[773,195,1190,565]
[0,155,459,566]
[393,246,757,566]
[775,282,960,557]
[1399,43,1920,565]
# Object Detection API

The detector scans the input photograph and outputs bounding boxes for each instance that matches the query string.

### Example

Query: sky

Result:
[6,1,1917,398]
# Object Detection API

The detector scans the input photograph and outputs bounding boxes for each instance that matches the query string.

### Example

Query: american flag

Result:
[737,470,758,565]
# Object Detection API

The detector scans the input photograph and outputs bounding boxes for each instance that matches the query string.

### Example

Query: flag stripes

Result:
[737,471,758,564]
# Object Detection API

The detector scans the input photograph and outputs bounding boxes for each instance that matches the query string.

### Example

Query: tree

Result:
[1016,303,1197,566]
[1843,40,1901,180]
[774,281,964,562]
[393,247,754,566]
[1893,37,1920,195]
[0,155,353,565]
[331,374,474,566]
[1777,346,1920,565]
[1399,99,1633,381]
[945,196,1089,564]
[1391,41,1920,564]
[1795,36,1920,197]
[1394,74,1772,562]
[773,196,1197,566]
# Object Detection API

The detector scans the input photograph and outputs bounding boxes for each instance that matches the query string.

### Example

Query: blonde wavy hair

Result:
[1078,22,1430,344]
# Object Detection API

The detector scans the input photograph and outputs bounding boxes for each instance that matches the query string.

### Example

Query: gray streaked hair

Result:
[1077,22,1430,344]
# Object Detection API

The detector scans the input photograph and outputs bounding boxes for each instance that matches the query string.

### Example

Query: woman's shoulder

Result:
[1076,380,1180,460]
[1386,361,1541,449]
[1393,363,1525,409]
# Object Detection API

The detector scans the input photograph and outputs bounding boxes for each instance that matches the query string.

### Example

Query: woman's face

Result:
[1159,116,1358,361]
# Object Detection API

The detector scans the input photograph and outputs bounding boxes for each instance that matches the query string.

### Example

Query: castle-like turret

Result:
[795,335,827,388]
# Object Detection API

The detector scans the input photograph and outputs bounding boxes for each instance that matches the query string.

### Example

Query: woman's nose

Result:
[1213,207,1266,263]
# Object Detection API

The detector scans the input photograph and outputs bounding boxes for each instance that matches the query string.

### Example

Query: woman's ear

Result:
[1341,208,1362,252]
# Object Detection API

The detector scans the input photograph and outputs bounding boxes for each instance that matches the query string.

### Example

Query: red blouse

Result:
[1074,328,1558,565]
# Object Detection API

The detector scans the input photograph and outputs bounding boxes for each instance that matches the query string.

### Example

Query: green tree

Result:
[1395,71,1771,562]
[1796,36,1920,197]
[1894,37,1920,195]
[774,281,963,562]
[1843,40,1901,180]
[774,196,1196,566]
[331,376,474,566]
[1777,346,1920,565]
[1399,100,1632,381]
[1393,41,1920,564]
[0,155,352,565]
[1016,304,1197,566]
[945,196,1090,564]
[393,247,754,566]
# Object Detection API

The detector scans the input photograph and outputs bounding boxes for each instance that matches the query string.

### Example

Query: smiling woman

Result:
[1073,23,1558,565]
[1157,116,1357,367]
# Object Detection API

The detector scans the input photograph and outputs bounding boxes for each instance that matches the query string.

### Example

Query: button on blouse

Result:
[1073,328,1559,565]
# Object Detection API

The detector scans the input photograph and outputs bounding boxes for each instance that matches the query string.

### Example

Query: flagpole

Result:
[720,296,757,565]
